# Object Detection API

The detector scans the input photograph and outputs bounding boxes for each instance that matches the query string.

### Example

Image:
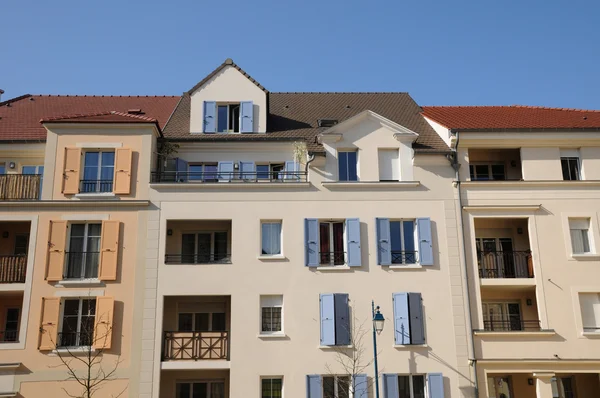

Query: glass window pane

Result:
[491,164,505,180]
[338,152,348,181]
[412,375,425,398]
[214,232,228,261]
[204,164,218,182]
[323,377,335,398]
[176,383,191,398]
[398,376,410,398]
[193,383,208,398]
[337,376,350,398]
[0,165,4,174]
[262,307,272,332]
[178,313,193,331]
[390,221,402,251]
[347,151,358,181]
[474,165,489,180]
[195,313,210,331]
[257,165,270,179]
[63,299,80,316]
[319,223,331,264]
[262,223,281,255]
[403,221,416,264]
[212,312,226,331]
[189,165,203,180]
[217,105,228,132]
[569,159,580,180]
[229,104,240,132]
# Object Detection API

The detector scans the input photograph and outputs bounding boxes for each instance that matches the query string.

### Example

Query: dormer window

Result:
[203,101,254,133]
[217,103,240,133]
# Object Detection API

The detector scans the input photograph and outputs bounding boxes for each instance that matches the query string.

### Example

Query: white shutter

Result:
[580,293,600,330]
[378,149,400,181]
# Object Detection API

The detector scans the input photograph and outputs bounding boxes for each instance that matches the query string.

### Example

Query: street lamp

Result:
[372,301,385,398]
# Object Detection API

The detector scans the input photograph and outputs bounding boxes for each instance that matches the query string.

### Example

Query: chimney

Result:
[0,89,4,102]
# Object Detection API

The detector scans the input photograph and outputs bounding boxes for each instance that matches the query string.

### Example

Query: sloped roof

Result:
[187,58,268,94]
[163,92,449,153]
[422,105,600,130]
[41,111,158,124]
[0,95,180,141]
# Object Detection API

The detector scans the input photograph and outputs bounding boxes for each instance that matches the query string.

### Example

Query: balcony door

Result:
[487,376,513,398]
[2,308,19,342]
[181,232,228,264]
[319,221,345,265]
[483,302,522,331]
[13,234,29,256]
[66,223,101,279]
[176,381,225,398]
[476,237,514,278]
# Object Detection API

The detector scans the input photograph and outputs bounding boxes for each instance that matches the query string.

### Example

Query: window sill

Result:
[52,346,95,355]
[570,254,600,261]
[257,255,287,261]
[257,333,288,339]
[387,264,423,270]
[319,345,353,349]
[55,279,104,287]
[582,331,600,337]
[322,181,420,189]
[393,344,428,349]
[73,192,116,200]
[473,330,556,337]
[315,265,353,271]
[461,180,600,187]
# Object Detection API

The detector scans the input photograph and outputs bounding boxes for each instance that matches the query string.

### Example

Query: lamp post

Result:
[372,300,385,398]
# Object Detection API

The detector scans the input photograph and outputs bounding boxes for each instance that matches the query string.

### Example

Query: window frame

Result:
[13,233,29,256]
[2,307,20,342]
[175,380,226,398]
[337,150,358,182]
[177,311,226,332]
[482,301,523,331]
[578,292,600,333]
[397,374,427,398]
[82,150,115,193]
[389,219,417,265]
[469,163,506,181]
[65,222,102,280]
[260,377,283,398]
[180,230,230,263]
[560,150,582,181]
[59,297,97,348]
[188,163,218,182]
[216,103,241,133]
[569,218,593,255]
[256,163,285,180]
[260,221,283,256]
[318,219,347,266]
[260,295,283,335]
[378,148,400,182]
[322,375,351,398]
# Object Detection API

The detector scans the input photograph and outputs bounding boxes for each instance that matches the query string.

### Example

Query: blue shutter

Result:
[319,294,335,346]
[383,374,399,398]
[408,293,425,345]
[307,375,322,398]
[217,161,234,181]
[175,158,188,182]
[305,218,319,267]
[417,217,434,266]
[239,161,255,180]
[427,373,444,398]
[334,293,350,345]
[392,292,410,345]
[284,161,299,180]
[203,101,216,133]
[240,101,254,133]
[353,374,368,398]
[376,218,391,266]
[346,218,361,266]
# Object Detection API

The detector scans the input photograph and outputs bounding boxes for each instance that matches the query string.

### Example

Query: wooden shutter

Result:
[62,147,81,194]
[382,374,399,398]
[306,375,322,398]
[408,292,425,344]
[346,218,361,266]
[39,297,60,350]
[353,374,368,398]
[334,293,350,345]
[305,219,319,267]
[94,297,114,349]
[98,220,120,281]
[392,292,410,345]
[427,373,445,398]
[113,148,132,194]
[376,218,392,266]
[46,220,67,281]
[240,101,254,133]
[417,217,434,266]
[319,294,335,346]
[203,101,216,133]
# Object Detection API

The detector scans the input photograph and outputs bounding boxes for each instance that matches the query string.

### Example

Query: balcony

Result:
[480,286,542,333]
[151,170,307,183]
[0,256,27,283]
[165,221,232,265]
[79,179,113,193]
[0,174,42,200]
[483,319,541,332]
[319,251,346,266]
[0,292,23,343]
[478,251,533,279]
[392,250,418,265]
[163,331,229,360]
[0,221,31,284]
[467,148,522,181]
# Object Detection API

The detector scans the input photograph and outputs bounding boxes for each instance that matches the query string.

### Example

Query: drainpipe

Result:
[0,89,4,102]
[451,131,479,398]
[305,152,316,180]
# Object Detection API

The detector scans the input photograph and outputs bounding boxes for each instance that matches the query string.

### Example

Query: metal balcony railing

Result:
[151,171,307,183]
[391,251,418,265]
[478,251,534,278]
[0,174,42,200]
[0,255,27,283]
[80,179,113,193]
[162,331,229,360]
[165,253,231,264]
[319,251,346,266]
[64,252,100,279]
[0,330,19,342]
[57,331,94,348]
[483,319,541,332]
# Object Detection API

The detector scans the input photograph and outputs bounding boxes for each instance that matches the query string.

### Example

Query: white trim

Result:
[73,193,117,199]
[55,279,105,288]
[53,289,105,297]
[257,333,287,339]
[474,330,556,337]
[315,266,353,271]
[160,360,230,370]
[51,346,95,355]
[318,110,420,141]
[61,214,110,221]
[322,181,420,188]
[150,182,309,190]
[257,255,287,261]
[260,220,283,258]
[76,142,123,149]
[561,212,600,259]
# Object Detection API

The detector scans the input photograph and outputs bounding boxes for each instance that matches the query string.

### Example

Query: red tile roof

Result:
[41,111,158,124]
[422,105,600,130]
[0,95,179,141]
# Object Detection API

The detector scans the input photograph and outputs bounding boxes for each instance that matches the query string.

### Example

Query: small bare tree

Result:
[43,301,125,398]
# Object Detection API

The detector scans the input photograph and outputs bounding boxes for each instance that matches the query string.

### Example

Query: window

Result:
[392,292,425,345]
[323,375,350,398]
[60,298,96,347]
[319,221,345,265]
[319,293,350,346]
[261,221,282,256]
[13,234,29,256]
[176,382,225,398]
[257,164,285,180]
[390,220,416,264]
[579,293,600,332]
[398,375,426,398]
[178,312,226,332]
[189,163,218,182]
[561,149,581,181]
[379,148,400,181]
[552,376,575,398]
[260,295,283,334]
[66,223,101,279]
[217,103,240,133]
[82,151,115,192]
[482,302,523,331]
[469,164,506,181]
[487,376,512,398]
[2,308,19,342]
[262,378,282,398]
[338,151,358,181]
[180,232,229,264]
[570,218,592,254]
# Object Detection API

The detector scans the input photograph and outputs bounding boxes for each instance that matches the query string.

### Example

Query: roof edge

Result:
[187,58,268,94]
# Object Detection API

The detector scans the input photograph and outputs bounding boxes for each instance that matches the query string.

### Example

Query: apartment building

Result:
[139,59,472,398]
[0,95,178,396]
[423,106,600,398]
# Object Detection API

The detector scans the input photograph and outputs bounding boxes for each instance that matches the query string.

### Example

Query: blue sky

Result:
[3,0,599,108]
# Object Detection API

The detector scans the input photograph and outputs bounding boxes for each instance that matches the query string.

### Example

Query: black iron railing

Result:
[319,251,346,266]
[0,174,42,200]
[80,179,113,193]
[0,330,18,342]
[64,252,100,279]
[0,255,27,283]
[483,319,541,332]
[478,251,533,278]
[151,171,307,183]
[391,251,418,265]
[165,253,231,264]
[57,331,94,347]
[162,331,229,360]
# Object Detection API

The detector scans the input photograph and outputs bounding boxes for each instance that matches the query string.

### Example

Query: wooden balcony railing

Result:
[0,255,27,283]
[0,174,41,200]
[162,331,229,360]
